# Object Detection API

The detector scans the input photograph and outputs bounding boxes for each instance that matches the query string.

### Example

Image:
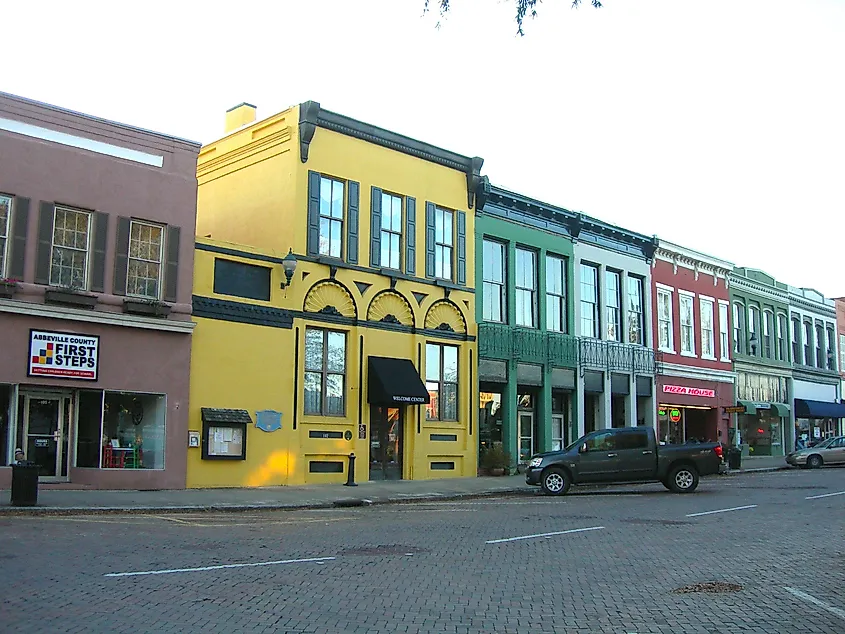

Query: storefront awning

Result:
[794,398,845,419]
[368,357,429,406]
[737,400,756,415]
[201,408,253,424]
[770,403,790,417]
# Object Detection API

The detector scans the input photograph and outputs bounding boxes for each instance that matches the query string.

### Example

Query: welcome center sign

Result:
[28,329,100,381]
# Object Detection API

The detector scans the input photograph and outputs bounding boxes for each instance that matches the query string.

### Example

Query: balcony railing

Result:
[579,338,656,374]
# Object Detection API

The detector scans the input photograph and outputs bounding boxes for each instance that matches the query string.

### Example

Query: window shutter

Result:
[346,180,359,264]
[425,202,436,279]
[370,186,382,267]
[90,212,109,292]
[307,171,321,256]
[35,202,55,285]
[8,196,30,280]
[405,196,416,276]
[456,210,466,286]
[113,217,131,296]
[164,225,180,302]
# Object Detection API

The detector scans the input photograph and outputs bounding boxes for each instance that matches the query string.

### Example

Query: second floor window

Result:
[319,176,344,258]
[792,317,801,363]
[679,293,695,355]
[700,298,714,358]
[580,264,599,338]
[748,306,760,355]
[627,276,644,345]
[127,221,164,299]
[763,311,773,358]
[605,270,621,341]
[380,192,402,270]
[719,302,730,360]
[434,207,453,280]
[426,343,458,421]
[51,206,91,288]
[733,303,745,354]
[827,327,836,370]
[804,321,813,365]
[816,324,824,368]
[304,328,346,416]
[546,255,567,333]
[482,239,505,323]
[777,314,787,361]
[840,334,845,372]
[515,248,537,327]
[0,195,10,278]
[657,289,673,351]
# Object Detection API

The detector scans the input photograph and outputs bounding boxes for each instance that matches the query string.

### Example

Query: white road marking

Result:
[486,526,605,544]
[784,587,845,620]
[685,504,757,517]
[805,490,845,500]
[104,556,336,577]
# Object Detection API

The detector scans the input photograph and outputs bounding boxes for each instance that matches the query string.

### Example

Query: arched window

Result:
[733,302,745,355]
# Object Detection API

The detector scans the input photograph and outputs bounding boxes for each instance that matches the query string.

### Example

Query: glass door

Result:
[369,406,402,480]
[23,395,69,479]
[551,414,564,451]
[518,412,534,463]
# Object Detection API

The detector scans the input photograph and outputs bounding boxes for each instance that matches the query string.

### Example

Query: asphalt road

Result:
[1,469,844,634]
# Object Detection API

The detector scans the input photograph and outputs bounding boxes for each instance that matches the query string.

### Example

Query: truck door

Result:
[615,429,654,480]
[578,431,619,482]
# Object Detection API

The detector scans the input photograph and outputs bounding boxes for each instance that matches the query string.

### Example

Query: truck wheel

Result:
[541,468,571,496]
[807,455,823,469]
[667,465,699,493]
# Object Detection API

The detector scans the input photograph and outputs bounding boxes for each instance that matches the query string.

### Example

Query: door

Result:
[551,414,565,451]
[369,407,402,480]
[518,412,534,463]
[615,430,655,480]
[577,430,619,482]
[23,395,70,479]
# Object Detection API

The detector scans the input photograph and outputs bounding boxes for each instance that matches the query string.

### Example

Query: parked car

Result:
[786,435,845,468]
[525,426,723,495]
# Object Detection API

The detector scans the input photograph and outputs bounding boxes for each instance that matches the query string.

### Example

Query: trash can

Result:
[727,448,742,470]
[10,462,40,506]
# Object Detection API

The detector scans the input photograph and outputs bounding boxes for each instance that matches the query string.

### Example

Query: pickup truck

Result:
[525,426,723,495]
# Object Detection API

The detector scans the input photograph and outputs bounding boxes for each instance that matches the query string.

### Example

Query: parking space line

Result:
[104,556,336,578]
[805,490,845,500]
[685,504,757,517]
[486,526,604,544]
[785,587,845,620]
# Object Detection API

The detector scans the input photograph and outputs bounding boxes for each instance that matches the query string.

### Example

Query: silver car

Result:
[786,435,845,468]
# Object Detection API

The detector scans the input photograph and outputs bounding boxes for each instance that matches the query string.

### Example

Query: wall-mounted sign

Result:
[669,408,682,423]
[28,329,99,381]
[255,410,283,432]
[188,431,201,448]
[358,424,367,439]
[662,384,715,398]
[753,402,771,410]
[724,406,746,414]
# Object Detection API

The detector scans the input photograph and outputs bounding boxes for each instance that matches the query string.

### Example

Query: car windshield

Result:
[813,437,836,449]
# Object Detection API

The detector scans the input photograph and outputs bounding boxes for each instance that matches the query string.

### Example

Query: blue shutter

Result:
[456,210,466,286]
[370,186,382,267]
[346,180,359,264]
[425,202,436,279]
[307,171,321,256]
[405,197,416,276]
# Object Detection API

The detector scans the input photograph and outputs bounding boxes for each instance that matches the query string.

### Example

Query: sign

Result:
[391,395,428,404]
[358,424,367,439]
[28,329,99,381]
[255,410,283,432]
[724,406,746,414]
[662,384,715,398]
[188,431,201,448]
[753,402,771,410]
[669,408,682,423]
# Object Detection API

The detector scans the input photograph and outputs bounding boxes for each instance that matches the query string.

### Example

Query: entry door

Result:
[519,412,534,463]
[369,407,403,480]
[551,414,565,451]
[24,395,70,479]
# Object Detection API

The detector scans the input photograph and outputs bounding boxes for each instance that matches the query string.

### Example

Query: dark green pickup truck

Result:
[525,426,723,495]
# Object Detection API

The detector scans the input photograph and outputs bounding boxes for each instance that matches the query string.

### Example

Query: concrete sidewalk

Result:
[0,455,789,515]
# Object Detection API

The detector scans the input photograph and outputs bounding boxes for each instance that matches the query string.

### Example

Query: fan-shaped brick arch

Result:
[366,290,415,327]
[303,280,356,318]
[424,300,466,334]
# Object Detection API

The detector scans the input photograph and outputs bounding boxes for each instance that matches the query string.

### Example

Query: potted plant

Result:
[480,443,511,476]
[0,278,18,299]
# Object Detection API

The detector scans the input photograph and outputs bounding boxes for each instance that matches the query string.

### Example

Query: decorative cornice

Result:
[659,362,737,383]
[787,295,836,319]
[193,295,294,329]
[730,275,789,304]
[654,248,732,281]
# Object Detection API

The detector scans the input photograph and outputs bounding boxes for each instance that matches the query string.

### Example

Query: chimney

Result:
[225,102,257,133]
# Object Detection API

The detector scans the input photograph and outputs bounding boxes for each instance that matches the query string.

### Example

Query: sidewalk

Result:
[0,455,789,515]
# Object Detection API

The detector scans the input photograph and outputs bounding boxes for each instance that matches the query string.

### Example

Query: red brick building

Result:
[651,240,735,445]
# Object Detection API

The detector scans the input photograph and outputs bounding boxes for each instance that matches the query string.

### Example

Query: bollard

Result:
[344,452,357,486]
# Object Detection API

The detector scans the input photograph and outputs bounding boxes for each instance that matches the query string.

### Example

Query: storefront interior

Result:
[657,405,717,445]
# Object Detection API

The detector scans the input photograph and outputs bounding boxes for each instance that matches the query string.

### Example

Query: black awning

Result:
[201,408,253,424]
[794,399,845,419]
[368,356,430,406]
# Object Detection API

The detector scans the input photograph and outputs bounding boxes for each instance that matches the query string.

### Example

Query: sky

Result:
[4,0,844,297]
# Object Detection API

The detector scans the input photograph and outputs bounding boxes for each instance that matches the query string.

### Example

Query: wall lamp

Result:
[280,249,298,289]
[749,332,758,356]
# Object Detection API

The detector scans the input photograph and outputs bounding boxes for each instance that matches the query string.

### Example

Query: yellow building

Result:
[187,101,487,487]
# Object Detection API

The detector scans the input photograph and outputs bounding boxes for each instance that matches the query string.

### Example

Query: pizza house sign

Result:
[662,384,715,398]
[27,329,100,381]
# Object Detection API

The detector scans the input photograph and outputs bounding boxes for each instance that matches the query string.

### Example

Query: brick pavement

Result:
[0,467,842,633]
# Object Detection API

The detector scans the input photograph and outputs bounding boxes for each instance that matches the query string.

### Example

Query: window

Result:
[679,293,695,355]
[101,392,166,469]
[827,327,836,371]
[127,221,164,299]
[605,271,621,340]
[213,258,271,301]
[815,324,824,368]
[762,311,773,358]
[580,264,599,338]
[733,303,745,354]
[380,192,402,270]
[51,206,91,288]
[657,288,674,351]
[482,240,506,323]
[777,314,787,361]
[434,207,453,280]
[718,302,730,360]
[318,176,344,258]
[617,431,649,450]
[792,317,801,363]
[840,334,845,372]
[546,255,567,333]
[515,248,537,327]
[804,321,813,365]
[748,306,759,355]
[426,343,458,421]
[627,276,644,345]
[304,328,346,416]
[0,195,10,278]
[586,431,616,452]
[700,298,715,358]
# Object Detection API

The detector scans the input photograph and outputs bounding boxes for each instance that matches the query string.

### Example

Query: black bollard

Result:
[344,452,357,486]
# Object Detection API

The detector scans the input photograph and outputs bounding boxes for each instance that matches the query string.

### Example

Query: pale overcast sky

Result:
[5,0,844,297]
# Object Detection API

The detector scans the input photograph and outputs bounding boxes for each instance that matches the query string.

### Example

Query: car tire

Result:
[667,465,699,493]
[540,467,571,496]
[807,454,823,469]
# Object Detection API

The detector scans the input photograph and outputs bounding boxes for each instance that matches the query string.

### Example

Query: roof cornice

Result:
[730,274,789,303]
[655,240,734,278]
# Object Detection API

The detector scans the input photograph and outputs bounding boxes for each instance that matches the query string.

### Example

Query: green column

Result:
[503,359,519,468]
[537,366,552,452]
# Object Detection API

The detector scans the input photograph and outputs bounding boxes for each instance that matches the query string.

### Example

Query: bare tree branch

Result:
[424,0,604,36]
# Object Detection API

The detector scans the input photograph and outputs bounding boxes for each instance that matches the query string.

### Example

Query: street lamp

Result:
[280,249,298,290]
